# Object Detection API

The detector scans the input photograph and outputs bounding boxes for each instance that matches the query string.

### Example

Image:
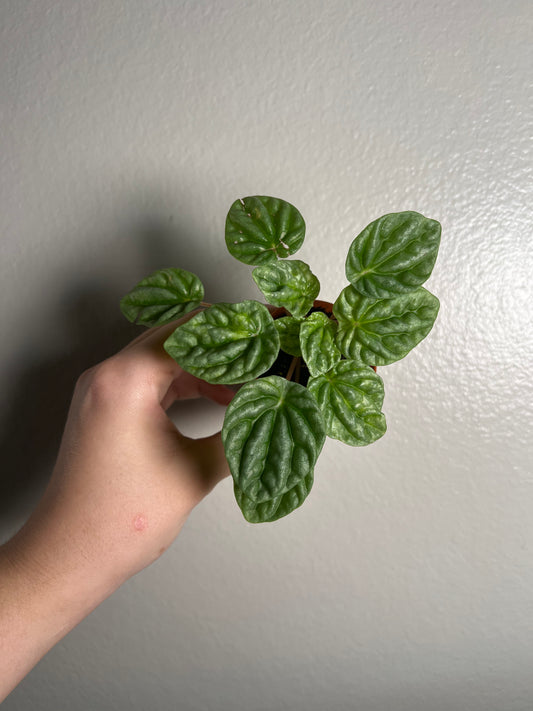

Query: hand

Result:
[0,312,234,700]
[14,312,234,583]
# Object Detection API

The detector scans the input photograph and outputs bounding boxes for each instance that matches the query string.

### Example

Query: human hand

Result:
[0,312,234,700]
[10,311,235,586]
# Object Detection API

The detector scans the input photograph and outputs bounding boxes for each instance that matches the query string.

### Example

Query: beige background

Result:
[1,1,532,709]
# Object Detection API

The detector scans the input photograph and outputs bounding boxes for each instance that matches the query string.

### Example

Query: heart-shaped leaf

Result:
[346,211,441,299]
[253,260,320,318]
[234,473,314,523]
[164,300,279,384]
[225,196,306,266]
[120,268,204,327]
[299,312,341,377]
[308,361,386,446]
[333,285,440,365]
[274,316,302,356]
[222,376,326,509]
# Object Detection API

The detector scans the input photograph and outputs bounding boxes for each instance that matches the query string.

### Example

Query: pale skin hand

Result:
[0,313,234,701]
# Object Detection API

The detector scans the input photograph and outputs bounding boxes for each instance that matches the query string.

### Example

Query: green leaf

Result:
[164,300,279,384]
[120,268,204,327]
[252,260,320,318]
[222,376,326,515]
[346,211,441,298]
[234,473,314,523]
[299,312,341,377]
[274,316,302,356]
[333,285,440,366]
[225,196,306,266]
[308,361,386,446]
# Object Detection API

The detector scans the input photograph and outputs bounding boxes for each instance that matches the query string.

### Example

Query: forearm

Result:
[0,527,121,703]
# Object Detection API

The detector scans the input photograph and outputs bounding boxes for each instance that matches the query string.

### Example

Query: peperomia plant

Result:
[120,196,441,523]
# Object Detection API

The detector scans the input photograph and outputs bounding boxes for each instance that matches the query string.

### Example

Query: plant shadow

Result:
[0,216,212,536]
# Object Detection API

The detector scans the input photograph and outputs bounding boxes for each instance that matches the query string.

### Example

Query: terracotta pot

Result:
[269,299,334,322]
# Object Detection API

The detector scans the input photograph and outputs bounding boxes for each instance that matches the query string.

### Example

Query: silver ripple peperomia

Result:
[225,196,306,265]
[120,196,442,522]
[333,285,440,366]
[308,361,386,446]
[120,267,204,326]
[163,300,279,385]
[222,376,326,522]
[252,259,320,319]
[345,211,441,299]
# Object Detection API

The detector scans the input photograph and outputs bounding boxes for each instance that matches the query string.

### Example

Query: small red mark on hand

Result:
[133,514,147,532]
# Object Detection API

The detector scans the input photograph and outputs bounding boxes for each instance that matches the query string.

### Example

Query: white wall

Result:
[1,1,532,709]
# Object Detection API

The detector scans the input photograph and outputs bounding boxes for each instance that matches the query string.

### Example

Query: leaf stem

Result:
[286,356,299,382]
[200,301,212,308]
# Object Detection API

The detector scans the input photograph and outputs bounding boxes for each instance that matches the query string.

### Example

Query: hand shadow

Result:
[0,216,214,537]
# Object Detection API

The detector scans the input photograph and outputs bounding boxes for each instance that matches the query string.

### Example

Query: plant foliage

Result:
[121,196,441,523]
[252,259,320,319]
[225,196,305,265]
[222,376,326,522]
[163,300,279,385]
[120,267,204,326]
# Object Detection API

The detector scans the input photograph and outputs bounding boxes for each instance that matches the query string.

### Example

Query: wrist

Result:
[4,509,125,610]
[0,528,122,703]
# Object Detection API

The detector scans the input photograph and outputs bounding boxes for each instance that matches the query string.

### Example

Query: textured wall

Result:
[1,1,532,709]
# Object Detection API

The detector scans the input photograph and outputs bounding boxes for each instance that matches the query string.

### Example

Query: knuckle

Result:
[83,360,130,405]
[82,358,152,409]
[75,354,155,414]
[77,364,97,385]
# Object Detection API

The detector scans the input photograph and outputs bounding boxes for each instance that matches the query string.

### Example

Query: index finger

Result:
[115,310,233,407]
[120,308,201,353]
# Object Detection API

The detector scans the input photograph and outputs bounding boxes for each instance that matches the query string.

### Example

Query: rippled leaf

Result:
[222,376,326,517]
[234,473,314,523]
[333,285,440,365]
[274,316,302,356]
[299,312,341,377]
[253,260,320,318]
[308,361,386,446]
[225,196,305,265]
[120,268,204,326]
[164,300,279,384]
[346,211,441,298]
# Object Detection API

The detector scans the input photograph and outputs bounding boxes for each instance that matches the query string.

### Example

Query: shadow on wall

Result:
[0,215,213,532]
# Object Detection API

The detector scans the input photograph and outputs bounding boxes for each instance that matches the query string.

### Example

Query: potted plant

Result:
[120,196,441,523]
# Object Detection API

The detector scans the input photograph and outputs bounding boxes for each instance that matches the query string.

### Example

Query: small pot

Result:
[269,299,334,322]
